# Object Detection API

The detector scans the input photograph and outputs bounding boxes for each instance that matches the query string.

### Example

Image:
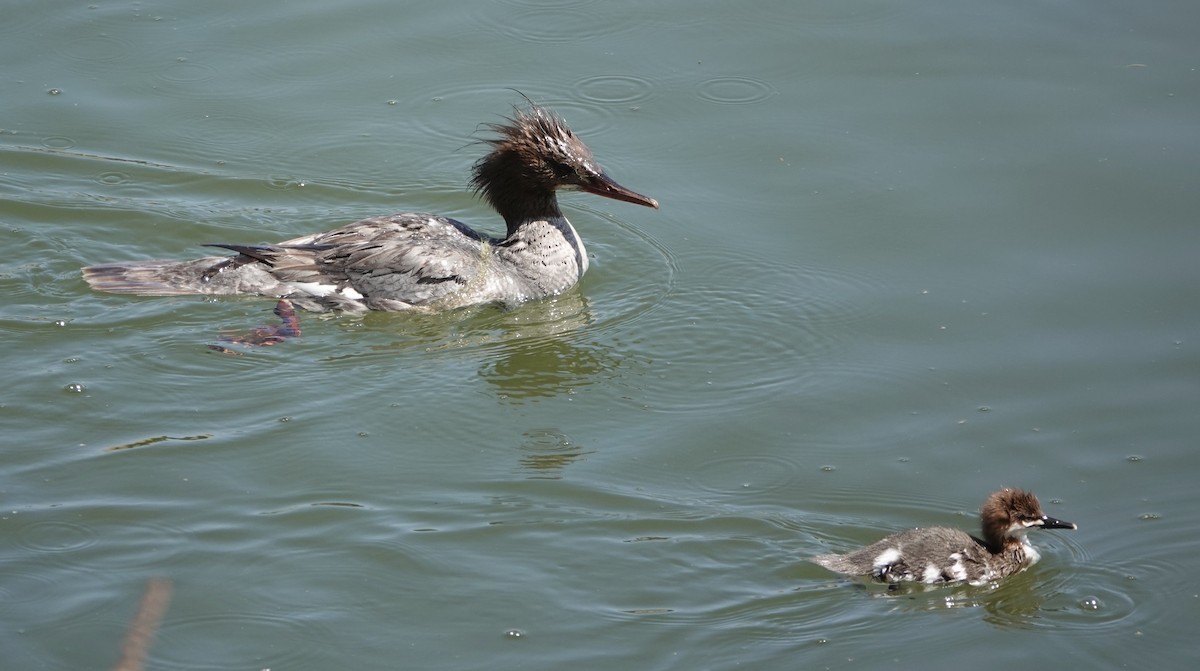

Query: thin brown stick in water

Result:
[114,577,173,671]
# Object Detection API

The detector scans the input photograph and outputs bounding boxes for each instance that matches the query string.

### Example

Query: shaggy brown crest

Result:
[471,104,656,231]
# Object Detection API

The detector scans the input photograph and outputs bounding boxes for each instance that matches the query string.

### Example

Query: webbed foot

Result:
[208,299,302,354]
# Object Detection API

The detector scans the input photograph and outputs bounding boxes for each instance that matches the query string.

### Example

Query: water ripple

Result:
[408,85,542,145]
[591,529,868,647]
[409,86,621,147]
[695,77,778,105]
[153,612,333,671]
[14,501,195,577]
[145,44,275,100]
[526,99,619,139]
[609,250,885,413]
[17,520,98,554]
[0,568,61,606]
[156,57,218,84]
[0,4,52,37]
[458,203,671,400]
[574,205,677,334]
[789,1,899,25]
[496,0,597,8]
[157,112,288,164]
[687,454,803,497]
[54,33,133,67]
[518,428,594,479]
[992,527,1180,637]
[252,44,358,84]
[807,485,977,521]
[41,136,77,150]
[35,618,129,671]
[980,562,1146,633]
[240,543,437,612]
[162,111,282,158]
[785,120,902,215]
[95,171,131,185]
[480,5,639,45]
[574,75,658,106]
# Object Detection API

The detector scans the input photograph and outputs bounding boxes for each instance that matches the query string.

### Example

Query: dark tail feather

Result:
[203,243,279,266]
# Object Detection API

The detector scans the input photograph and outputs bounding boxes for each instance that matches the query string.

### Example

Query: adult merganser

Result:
[81,103,658,313]
[811,488,1077,585]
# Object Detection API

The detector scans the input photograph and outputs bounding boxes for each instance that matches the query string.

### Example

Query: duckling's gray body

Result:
[811,489,1077,585]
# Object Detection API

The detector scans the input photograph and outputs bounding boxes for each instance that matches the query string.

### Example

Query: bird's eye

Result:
[550,162,575,180]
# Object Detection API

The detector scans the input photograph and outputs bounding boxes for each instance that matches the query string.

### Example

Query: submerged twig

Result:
[114,577,173,671]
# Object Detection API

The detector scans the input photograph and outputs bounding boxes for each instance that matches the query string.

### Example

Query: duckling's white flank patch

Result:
[873,547,900,570]
[923,564,941,583]
[947,553,967,582]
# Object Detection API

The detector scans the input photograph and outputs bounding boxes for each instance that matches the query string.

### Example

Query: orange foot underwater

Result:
[208,299,302,355]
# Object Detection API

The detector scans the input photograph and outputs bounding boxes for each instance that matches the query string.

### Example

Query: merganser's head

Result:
[471,102,658,225]
[980,488,1077,550]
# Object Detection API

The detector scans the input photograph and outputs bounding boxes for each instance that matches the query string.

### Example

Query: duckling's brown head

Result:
[980,488,1076,550]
